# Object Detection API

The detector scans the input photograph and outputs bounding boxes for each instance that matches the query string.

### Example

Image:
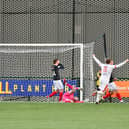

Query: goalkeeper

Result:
[62,78,84,103]
[47,59,64,102]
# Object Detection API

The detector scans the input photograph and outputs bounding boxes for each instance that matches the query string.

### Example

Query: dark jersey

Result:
[109,73,114,83]
[51,64,64,80]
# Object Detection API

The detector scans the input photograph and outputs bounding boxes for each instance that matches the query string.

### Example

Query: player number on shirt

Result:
[103,66,107,72]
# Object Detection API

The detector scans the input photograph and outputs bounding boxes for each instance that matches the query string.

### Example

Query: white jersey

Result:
[93,55,127,91]
[100,64,115,82]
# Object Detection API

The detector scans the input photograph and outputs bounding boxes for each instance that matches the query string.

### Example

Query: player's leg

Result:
[59,89,63,102]
[103,92,112,99]
[103,87,112,99]
[92,90,97,96]
[92,87,100,96]
[112,83,123,102]
[96,90,104,103]
[47,80,58,98]
[47,90,58,98]
[108,82,123,102]
[96,80,107,103]
[116,92,123,102]
[58,80,64,101]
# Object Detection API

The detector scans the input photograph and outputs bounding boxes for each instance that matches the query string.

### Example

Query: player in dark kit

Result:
[47,59,64,102]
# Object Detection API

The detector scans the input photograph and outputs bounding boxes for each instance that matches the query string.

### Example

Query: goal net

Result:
[0,43,94,102]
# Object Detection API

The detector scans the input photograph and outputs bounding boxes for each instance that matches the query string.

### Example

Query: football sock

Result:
[49,91,57,98]
[59,92,63,101]
[116,93,122,101]
[103,92,111,99]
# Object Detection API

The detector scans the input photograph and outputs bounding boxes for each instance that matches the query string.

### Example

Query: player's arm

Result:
[51,65,57,71]
[115,59,129,68]
[64,78,83,90]
[58,63,64,69]
[66,83,81,90]
[92,54,102,66]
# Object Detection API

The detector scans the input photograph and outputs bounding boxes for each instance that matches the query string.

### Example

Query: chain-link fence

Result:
[0,0,129,77]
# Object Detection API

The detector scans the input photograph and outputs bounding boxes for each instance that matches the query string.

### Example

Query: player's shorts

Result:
[108,82,118,91]
[53,80,64,90]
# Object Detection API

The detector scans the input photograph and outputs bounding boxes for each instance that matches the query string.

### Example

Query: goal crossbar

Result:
[0,44,83,46]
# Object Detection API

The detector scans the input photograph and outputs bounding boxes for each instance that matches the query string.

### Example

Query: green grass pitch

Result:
[0,103,129,129]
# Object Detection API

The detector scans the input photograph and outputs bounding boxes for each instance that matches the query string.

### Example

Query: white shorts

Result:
[53,80,64,90]
[108,82,118,91]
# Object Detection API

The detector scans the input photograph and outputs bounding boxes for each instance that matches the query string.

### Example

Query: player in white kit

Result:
[93,54,129,104]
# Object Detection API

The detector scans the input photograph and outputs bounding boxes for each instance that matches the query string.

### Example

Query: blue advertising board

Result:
[0,80,78,96]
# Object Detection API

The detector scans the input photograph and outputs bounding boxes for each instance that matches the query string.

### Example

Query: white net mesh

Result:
[0,43,95,102]
[0,45,80,78]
